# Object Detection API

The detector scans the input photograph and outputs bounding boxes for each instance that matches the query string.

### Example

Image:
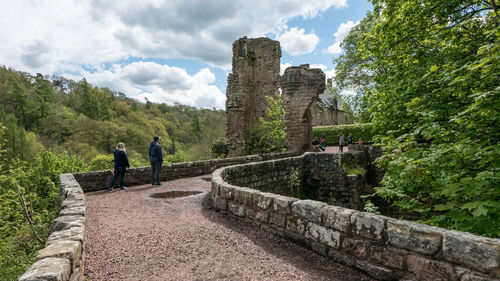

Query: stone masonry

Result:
[281,64,326,154]
[225,37,281,156]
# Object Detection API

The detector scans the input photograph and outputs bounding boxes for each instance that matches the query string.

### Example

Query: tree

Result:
[357,0,500,237]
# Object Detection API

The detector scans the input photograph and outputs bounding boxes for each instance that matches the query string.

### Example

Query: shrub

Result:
[313,123,373,145]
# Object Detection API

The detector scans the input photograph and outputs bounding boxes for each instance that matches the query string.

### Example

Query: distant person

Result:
[320,133,326,151]
[109,142,129,191]
[312,137,320,151]
[358,138,363,145]
[338,133,345,152]
[149,136,163,187]
[347,133,353,144]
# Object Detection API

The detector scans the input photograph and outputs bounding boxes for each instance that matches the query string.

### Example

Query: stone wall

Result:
[281,64,326,154]
[74,151,299,192]
[225,37,281,156]
[18,174,86,281]
[212,155,500,281]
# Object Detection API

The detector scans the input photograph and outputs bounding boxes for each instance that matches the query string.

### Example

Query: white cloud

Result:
[327,20,360,54]
[280,63,292,75]
[71,62,225,109]
[276,27,319,56]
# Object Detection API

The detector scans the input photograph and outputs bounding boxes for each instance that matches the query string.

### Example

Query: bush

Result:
[210,138,228,158]
[313,123,373,145]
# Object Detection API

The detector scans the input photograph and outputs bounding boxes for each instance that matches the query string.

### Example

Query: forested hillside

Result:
[0,65,226,279]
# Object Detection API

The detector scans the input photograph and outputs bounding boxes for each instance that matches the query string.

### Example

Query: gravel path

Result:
[84,175,373,281]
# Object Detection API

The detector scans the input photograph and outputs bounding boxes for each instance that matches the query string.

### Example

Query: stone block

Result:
[387,219,443,256]
[370,246,405,270]
[234,187,257,206]
[228,202,246,217]
[18,257,71,281]
[60,199,86,209]
[255,211,269,223]
[253,192,274,210]
[460,273,498,281]
[269,212,286,228]
[51,216,86,232]
[291,200,327,223]
[46,227,84,246]
[311,241,328,256]
[350,212,386,241]
[246,208,256,219]
[286,215,306,234]
[342,237,369,260]
[59,206,85,217]
[305,222,341,248]
[284,230,310,248]
[356,261,397,281]
[215,198,227,211]
[36,240,81,270]
[322,205,356,233]
[219,184,235,200]
[328,248,356,267]
[443,230,500,274]
[273,195,298,215]
[407,254,457,281]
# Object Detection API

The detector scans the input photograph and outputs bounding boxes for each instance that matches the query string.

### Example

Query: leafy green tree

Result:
[355,0,500,236]
[248,92,287,154]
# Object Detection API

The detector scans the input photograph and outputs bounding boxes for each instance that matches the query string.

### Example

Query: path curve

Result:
[84,175,373,281]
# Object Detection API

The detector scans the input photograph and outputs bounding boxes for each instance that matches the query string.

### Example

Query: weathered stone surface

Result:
[305,222,341,248]
[18,257,71,281]
[311,241,328,256]
[356,260,396,281]
[291,200,327,223]
[46,227,84,246]
[233,187,257,206]
[60,199,86,209]
[460,273,499,281]
[342,237,369,259]
[253,192,274,210]
[286,215,306,234]
[214,197,227,210]
[228,202,246,217]
[407,254,457,281]
[219,184,235,200]
[322,205,356,233]
[37,240,81,269]
[269,212,286,227]
[255,211,269,223]
[328,248,356,267]
[59,206,85,217]
[443,230,500,274]
[273,195,298,215]
[51,216,86,232]
[282,65,326,153]
[225,37,281,156]
[387,219,443,256]
[350,212,386,241]
[371,246,406,270]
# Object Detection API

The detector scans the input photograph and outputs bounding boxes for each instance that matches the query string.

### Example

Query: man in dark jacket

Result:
[149,136,163,186]
[109,142,130,191]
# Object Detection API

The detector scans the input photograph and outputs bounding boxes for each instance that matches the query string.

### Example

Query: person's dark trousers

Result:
[339,145,344,152]
[151,162,162,185]
[109,166,126,189]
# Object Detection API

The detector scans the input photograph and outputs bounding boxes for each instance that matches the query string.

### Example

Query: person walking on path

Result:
[109,142,130,191]
[347,133,353,145]
[149,136,163,186]
[338,133,345,152]
[320,133,326,151]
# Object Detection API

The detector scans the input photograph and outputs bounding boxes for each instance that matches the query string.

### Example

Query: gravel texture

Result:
[84,175,373,281]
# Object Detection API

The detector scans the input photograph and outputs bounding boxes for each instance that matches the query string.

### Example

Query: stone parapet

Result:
[18,173,86,281]
[212,154,500,281]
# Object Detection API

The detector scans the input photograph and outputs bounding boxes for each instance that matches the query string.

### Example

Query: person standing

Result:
[109,142,129,191]
[320,133,326,151]
[149,136,163,186]
[347,133,353,145]
[338,133,345,152]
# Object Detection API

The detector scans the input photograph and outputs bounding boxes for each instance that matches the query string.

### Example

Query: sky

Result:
[0,0,372,109]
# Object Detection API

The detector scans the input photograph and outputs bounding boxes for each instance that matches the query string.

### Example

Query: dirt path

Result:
[84,175,373,281]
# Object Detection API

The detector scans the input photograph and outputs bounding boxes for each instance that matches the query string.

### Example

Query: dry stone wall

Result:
[225,37,281,156]
[18,174,86,281]
[281,64,326,154]
[212,154,500,281]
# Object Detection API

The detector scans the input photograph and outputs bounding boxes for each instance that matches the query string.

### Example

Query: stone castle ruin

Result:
[226,37,328,156]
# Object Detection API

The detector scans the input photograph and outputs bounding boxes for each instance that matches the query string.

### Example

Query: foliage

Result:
[210,138,228,158]
[248,92,287,154]
[344,0,500,237]
[313,123,373,145]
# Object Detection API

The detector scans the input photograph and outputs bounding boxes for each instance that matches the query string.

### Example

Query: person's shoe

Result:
[109,187,113,191]
[120,187,128,190]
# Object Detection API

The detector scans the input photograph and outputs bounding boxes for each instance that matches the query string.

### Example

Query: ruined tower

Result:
[225,37,281,156]
[281,64,325,154]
